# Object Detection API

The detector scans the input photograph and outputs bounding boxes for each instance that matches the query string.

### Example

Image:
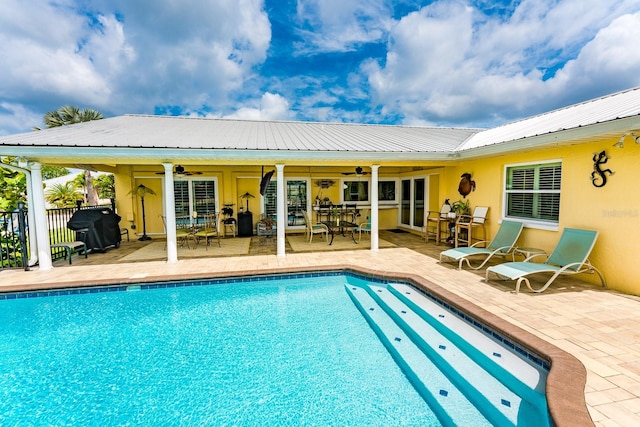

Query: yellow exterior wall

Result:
[112,149,640,295]
[440,139,640,294]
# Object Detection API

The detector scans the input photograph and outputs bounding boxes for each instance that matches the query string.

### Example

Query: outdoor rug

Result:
[119,238,251,262]
[286,234,396,253]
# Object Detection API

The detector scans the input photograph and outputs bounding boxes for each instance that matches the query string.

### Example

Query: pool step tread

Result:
[344,284,493,427]
[388,283,547,397]
[365,284,524,426]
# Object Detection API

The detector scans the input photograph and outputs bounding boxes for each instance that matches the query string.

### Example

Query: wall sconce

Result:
[613,133,640,148]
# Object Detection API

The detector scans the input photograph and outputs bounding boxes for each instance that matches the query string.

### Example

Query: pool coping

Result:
[0,263,593,427]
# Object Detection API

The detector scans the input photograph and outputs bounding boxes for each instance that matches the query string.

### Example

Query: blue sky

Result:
[1,0,640,136]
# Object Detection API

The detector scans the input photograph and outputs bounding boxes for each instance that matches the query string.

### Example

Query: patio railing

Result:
[1,201,115,270]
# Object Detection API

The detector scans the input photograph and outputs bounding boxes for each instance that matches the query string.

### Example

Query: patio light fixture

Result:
[613,133,640,148]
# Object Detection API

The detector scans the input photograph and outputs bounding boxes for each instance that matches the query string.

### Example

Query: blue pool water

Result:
[0,272,550,426]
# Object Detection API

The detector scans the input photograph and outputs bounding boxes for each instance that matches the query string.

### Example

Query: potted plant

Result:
[451,199,471,216]
[331,206,340,225]
[261,216,276,230]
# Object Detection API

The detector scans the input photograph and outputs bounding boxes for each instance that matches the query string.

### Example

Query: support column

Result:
[162,163,178,263]
[275,164,286,257]
[370,164,380,252]
[30,163,53,270]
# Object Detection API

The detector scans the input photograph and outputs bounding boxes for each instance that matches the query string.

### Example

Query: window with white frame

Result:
[505,161,561,223]
[340,179,397,203]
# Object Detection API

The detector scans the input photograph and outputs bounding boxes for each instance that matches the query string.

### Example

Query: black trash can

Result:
[238,212,253,237]
[67,208,122,251]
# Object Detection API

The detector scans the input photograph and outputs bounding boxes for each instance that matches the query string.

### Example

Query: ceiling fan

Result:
[341,166,369,176]
[155,165,203,176]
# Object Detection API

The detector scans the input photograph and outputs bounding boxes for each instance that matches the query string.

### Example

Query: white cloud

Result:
[365,1,640,126]
[222,92,293,121]
[295,0,391,52]
[0,0,272,126]
[0,103,42,136]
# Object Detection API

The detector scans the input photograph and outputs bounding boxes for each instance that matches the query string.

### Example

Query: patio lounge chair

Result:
[439,220,524,270]
[485,228,606,294]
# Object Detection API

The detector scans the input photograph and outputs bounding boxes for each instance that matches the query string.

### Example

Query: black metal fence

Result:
[1,201,115,270]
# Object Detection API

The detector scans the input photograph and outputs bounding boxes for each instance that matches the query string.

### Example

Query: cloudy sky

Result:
[1,0,640,136]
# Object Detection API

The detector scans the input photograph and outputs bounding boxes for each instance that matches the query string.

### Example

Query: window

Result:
[378,181,396,202]
[340,180,397,203]
[505,162,561,223]
[343,181,369,202]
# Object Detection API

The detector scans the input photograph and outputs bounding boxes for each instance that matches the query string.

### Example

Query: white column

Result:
[370,164,380,252]
[30,163,53,270]
[275,164,286,257]
[162,163,178,263]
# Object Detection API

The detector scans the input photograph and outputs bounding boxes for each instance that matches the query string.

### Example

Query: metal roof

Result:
[1,86,640,163]
[0,115,479,153]
[461,86,640,151]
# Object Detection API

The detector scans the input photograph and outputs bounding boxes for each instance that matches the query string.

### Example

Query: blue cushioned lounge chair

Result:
[485,228,606,294]
[439,220,524,270]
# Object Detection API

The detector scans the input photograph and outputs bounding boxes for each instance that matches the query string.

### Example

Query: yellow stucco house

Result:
[2,86,640,295]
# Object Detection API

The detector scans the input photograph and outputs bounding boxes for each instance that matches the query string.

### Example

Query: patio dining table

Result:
[321,220,359,245]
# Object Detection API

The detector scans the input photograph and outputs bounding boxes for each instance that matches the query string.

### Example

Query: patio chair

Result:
[425,202,452,243]
[485,228,606,294]
[194,212,222,249]
[356,210,371,242]
[439,220,524,270]
[302,210,328,243]
[455,206,489,247]
[160,215,193,249]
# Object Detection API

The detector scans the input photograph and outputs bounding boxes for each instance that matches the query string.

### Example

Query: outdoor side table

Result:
[512,247,546,261]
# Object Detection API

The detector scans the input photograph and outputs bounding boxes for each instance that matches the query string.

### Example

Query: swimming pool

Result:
[0,271,550,426]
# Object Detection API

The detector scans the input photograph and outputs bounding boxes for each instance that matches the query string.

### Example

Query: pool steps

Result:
[344,284,493,426]
[388,283,547,401]
[344,282,550,427]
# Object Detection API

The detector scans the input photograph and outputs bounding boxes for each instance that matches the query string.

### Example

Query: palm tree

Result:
[44,182,84,208]
[35,106,104,205]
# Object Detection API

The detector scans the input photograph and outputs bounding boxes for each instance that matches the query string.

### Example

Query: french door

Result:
[173,179,218,224]
[400,177,426,229]
[263,178,309,229]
